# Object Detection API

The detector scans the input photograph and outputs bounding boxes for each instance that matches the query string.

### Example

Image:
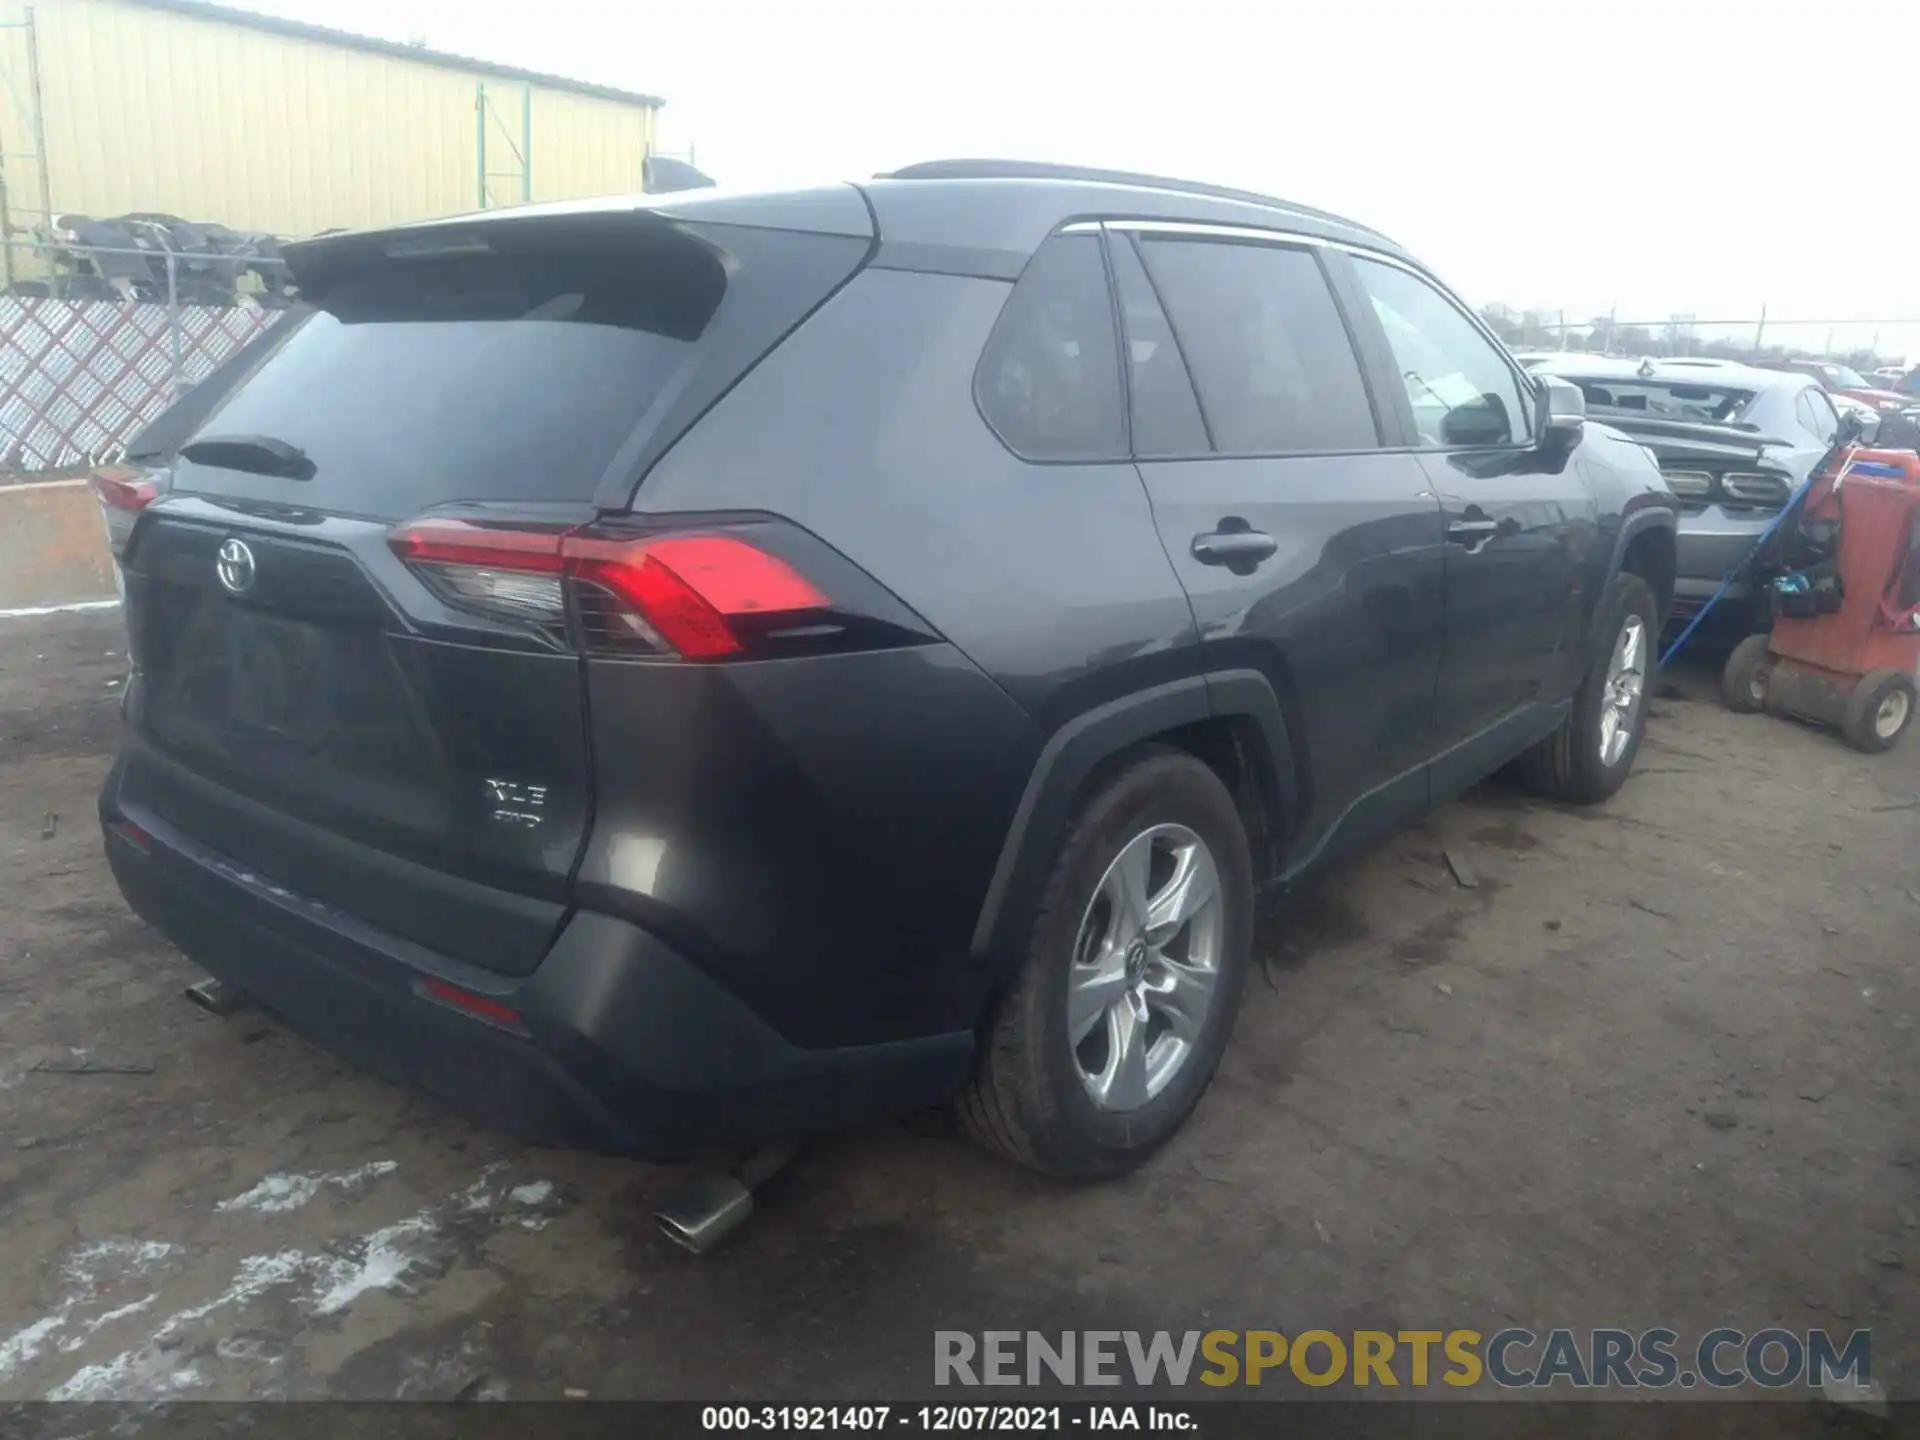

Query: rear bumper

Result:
[1675,513,1772,586]
[100,765,975,1161]
[1671,515,1772,635]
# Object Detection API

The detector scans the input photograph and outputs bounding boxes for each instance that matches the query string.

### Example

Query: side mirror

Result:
[1440,395,1514,447]
[1536,375,1585,442]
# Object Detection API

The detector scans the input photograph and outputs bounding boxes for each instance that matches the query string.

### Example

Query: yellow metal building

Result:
[0,0,663,238]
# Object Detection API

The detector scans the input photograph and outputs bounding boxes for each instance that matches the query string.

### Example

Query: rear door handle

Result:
[1192,530,1279,566]
[1447,519,1500,544]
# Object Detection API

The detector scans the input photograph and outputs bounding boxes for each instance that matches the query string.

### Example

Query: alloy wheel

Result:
[1599,615,1647,767]
[1066,823,1223,1112]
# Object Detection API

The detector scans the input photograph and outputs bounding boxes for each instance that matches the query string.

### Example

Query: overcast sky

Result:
[248,0,1920,358]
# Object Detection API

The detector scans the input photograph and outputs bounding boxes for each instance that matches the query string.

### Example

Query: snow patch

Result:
[459,1167,557,1224]
[458,1162,510,1211]
[59,1295,158,1352]
[0,1316,66,1384]
[64,1240,178,1286]
[38,1162,559,1399]
[158,1251,309,1335]
[0,597,120,619]
[310,1212,438,1315]
[49,1350,206,1402]
[216,1160,398,1215]
[0,1240,180,1384]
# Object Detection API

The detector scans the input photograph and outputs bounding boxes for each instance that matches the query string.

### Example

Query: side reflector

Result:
[420,977,524,1030]
[110,819,154,854]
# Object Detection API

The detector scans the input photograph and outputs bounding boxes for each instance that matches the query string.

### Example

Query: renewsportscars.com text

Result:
[934,1327,1871,1390]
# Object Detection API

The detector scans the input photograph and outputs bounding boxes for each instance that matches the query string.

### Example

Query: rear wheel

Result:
[958,749,1254,1179]
[1518,572,1658,804]
[1720,633,1774,714]
[1841,669,1916,753]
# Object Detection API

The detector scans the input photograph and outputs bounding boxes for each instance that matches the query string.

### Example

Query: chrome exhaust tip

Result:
[655,1172,756,1255]
[183,976,248,1016]
[654,1141,799,1255]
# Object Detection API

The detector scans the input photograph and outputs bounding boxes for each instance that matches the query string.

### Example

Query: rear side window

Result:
[975,234,1125,461]
[1802,388,1839,443]
[1136,237,1379,455]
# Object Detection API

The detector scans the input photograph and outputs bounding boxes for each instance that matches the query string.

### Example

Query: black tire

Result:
[1518,572,1659,805]
[1720,633,1773,714]
[1841,669,1916,753]
[958,749,1254,1179]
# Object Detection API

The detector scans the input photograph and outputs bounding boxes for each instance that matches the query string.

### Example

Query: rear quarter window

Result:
[974,234,1126,462]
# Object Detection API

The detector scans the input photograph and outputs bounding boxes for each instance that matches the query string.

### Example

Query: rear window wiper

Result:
[179,433,314,480]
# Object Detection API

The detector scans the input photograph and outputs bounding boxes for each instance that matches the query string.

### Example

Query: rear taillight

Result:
[92,464,162,559]
[1660,468,1713,500]
[1721,471,1791,507]
[390,520,569,628]
[388,518,832,660]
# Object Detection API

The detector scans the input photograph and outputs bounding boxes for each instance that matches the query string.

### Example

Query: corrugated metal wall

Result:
[0,0,657,237]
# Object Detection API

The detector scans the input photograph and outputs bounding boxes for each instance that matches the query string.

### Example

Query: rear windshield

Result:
[174,242,724,517]
[1562,378,1755,424]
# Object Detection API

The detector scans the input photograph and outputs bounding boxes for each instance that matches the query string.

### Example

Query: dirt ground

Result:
[1,608,1916,1408]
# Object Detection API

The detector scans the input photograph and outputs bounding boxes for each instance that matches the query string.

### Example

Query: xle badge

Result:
[484,779,549,829]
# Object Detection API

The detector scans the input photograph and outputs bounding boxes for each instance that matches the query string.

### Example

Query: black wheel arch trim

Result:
[1607,506,1678,579]
[1596,507,1678,653]
[968,670,1296,966]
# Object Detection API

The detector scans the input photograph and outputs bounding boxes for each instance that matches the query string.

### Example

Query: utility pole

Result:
[1752,304,1767,357]
[24,7,49,232]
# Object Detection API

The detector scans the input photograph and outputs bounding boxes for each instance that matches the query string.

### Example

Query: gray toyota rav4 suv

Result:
[100,160,1677,1178]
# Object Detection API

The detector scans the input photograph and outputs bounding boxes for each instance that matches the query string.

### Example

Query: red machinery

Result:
[1720,448,1920,751]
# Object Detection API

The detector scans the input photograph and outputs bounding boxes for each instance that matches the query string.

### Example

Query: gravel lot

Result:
[1,609,1916,1409]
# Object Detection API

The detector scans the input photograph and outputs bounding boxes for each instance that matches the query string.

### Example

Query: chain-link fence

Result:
[0,238,293,474]
[1488,312,1920,377]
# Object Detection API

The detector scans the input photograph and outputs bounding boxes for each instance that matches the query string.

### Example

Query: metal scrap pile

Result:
[19,213,296,307]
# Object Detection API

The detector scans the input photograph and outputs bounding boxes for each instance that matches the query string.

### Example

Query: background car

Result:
[1771,358,1912,417]
[1532,356,1840,638]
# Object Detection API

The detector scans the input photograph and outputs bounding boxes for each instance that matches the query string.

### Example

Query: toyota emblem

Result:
[216,538,256,595]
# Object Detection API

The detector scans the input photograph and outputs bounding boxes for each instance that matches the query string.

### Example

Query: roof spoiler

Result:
[281,204,720,297]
